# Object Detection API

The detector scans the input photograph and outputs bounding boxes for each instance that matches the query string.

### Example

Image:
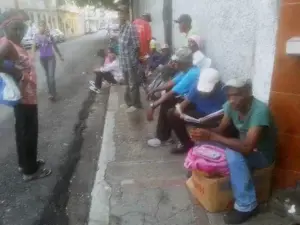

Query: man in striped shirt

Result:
[118,8,141,113]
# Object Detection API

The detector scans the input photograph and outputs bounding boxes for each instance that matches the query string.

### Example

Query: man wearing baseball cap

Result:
[174,14,199,47]
[166,68,226,154]
[191,78,277,224]
[147,47,200,148]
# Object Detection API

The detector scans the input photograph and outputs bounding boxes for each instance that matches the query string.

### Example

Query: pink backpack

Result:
[184,142,229,177]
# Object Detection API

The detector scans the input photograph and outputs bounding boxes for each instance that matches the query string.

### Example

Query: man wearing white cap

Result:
[167,68,226,154]
[147,47,200,148]
[192,78,276,224]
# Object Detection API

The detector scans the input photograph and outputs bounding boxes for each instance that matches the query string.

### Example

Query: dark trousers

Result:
[167,108,219,149]
[156,96,183,141]
[40,56,56,97]
[14,104,39,175]
[124,69,142,108]
[95,71,117,89]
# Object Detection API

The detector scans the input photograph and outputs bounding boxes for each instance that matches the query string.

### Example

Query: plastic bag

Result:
[0,73,21,106]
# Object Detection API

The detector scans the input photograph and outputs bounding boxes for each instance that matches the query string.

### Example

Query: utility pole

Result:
[14,0,19,9]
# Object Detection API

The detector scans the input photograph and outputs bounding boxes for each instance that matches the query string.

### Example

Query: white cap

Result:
[224,78,251,89]
[197,68,220,93]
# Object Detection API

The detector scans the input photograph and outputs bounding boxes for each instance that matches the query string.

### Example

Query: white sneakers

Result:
[147,138,162,147]
[126,106,138,113]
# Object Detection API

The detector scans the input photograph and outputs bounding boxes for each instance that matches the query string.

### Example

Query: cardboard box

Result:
[186,165,274,213]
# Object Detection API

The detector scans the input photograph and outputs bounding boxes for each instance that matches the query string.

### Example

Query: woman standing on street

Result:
[0,9,51,181]
[32,20,64,101]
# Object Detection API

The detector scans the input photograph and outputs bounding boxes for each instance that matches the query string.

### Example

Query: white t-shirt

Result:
[193,50,205,67]
[100,59,123,82]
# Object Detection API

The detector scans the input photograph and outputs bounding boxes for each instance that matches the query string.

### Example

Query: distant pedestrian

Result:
[32,20,64,101]
[118,8,141,113]
[0,9,51,181]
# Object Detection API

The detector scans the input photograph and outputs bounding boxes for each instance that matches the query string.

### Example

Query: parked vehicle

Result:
[21,36,35,49]
[107,24,120,38]
[51,29,66,43]
[21,24,38,49]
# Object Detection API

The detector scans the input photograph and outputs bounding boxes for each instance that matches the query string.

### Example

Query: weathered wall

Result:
[137,0,279,103]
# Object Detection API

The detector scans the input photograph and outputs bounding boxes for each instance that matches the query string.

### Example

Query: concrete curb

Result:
[88,87,119,225]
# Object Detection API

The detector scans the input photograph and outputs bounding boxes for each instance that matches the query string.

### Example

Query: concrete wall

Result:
[137,0,279,102]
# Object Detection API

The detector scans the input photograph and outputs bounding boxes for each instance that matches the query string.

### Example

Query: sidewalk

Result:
[88,86,293,225]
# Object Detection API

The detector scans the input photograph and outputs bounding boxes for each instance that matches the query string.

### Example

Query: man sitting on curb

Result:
[146,47,200,148]
[192,78,276,224]
[167,68,226,154]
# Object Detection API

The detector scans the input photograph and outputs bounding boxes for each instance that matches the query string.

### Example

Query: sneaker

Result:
[223,207,259,224]
[23,167,52,182]
[170,143,188,154]
[120,104,129,109]
[89,85,101,94]
[147,138,162,147]
[18,159,45,173]
[89,80,96,87]
[126,106,138,113]
[48,95,56,102]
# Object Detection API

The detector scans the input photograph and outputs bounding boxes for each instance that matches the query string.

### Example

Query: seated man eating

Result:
[193,78,276,224]
[146,47,200,148]
[168,68,226,154]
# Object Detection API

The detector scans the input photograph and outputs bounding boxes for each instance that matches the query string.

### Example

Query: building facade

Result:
[0,0,85,38]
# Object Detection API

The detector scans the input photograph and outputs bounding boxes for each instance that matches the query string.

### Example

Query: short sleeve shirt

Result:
[172,66,200,96]
[223,98,277,163]
[172,72,184,85]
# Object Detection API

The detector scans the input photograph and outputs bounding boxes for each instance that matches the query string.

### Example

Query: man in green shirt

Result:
[194,78,276,224]
[174,14,198,47]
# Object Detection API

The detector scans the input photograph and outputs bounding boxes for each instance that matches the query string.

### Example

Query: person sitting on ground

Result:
[146,39,163,75]
[167,68,226,154]
[146,47,200,148]
[188,35,206,68]
[192,78,276,224]
[160,43,171,65]
[89,47,122,93]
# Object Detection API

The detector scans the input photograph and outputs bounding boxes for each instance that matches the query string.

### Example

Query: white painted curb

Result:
[88,87,119,225]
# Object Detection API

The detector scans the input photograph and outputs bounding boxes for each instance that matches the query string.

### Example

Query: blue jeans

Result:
[225,149,271,212]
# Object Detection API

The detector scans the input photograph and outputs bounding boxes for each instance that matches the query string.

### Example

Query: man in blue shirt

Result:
[147,47,200,148]
[167,68,227,154]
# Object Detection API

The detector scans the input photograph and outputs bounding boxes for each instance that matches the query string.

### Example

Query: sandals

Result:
[19,159,52,182]
[18,159,45,173]
[23,168,52,182]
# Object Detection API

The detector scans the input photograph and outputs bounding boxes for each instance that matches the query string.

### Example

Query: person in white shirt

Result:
[90,48,122,93]
[188,35,211,69]
[174,14,198,47]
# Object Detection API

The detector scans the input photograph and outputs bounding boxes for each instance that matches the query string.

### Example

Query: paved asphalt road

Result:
[0,32,109,225]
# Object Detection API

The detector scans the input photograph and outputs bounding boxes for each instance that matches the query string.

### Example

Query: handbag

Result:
[0,72,21,106]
